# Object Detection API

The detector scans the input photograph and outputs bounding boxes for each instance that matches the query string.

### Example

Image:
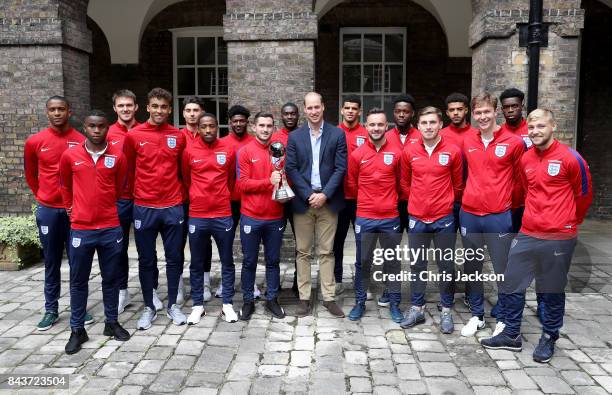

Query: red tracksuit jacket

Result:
[346,139,402,219]
[500,118,531,148]
[182,137,235,218]
[123,121,185,208]
[271,128,290,147]
[237,139,284,220]
[440,123,477,151]
[339,123,368,199]
[401,137,463,223]
[520,140,592,239]
[108,121,140,200]
[24,127,85,208]
[385,127,420,150]
[181,128,200,148]
[59,142,127,230]
[223,132,254,201]
[462,128,525,216]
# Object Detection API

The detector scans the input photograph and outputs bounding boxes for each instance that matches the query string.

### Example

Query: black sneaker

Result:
[480,333,522,352]
[103,322,131,341]
[240,302,255,321]
[65,328,89,355]
[265,298,286,319]
[533,333,555,363]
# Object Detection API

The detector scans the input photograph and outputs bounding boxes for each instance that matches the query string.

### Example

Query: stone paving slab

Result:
[0,219,610,394]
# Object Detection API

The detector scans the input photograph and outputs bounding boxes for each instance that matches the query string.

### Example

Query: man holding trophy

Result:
[236,112,289,320]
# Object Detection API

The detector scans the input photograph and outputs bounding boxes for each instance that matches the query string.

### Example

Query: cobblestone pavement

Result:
[0,219,611,394]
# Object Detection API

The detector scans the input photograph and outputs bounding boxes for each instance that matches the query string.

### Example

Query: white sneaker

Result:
[366,291,373,301]
[187,305,206,325]
[215,284,223,298]
[203,284,212,302]
[167,304,187,326]
[152,289,163,311]
[222,304,238,323]
[118,289,130,314]
[461,316,486,337]
[137,307,157,330]
[176,277,185,306]
[253,284,261,299]
[492,321,506,337]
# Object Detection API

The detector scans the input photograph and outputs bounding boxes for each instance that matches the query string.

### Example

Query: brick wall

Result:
[316,0,472,124]
[577,0,612,218]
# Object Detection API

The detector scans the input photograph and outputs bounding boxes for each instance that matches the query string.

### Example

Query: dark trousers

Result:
[511,206,525,234]
[501,234,576,340]
[116,199,133,290]
[68,227,122,329]
[133,204,184,310]
[35,205,70,313]
[459,208,513,320]
[408,214,456,307]
[333,199,356,283]
[354,216,402,305]
[240,215,285,303]
[189,216,235,305]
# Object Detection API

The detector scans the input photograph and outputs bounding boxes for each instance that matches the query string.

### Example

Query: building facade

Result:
[1,0,610,217]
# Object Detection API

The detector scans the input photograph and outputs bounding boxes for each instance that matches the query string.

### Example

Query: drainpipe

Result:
[526,0,544,113]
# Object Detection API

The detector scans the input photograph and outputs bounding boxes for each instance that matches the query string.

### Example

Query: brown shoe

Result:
[323,301,345,318]
[296,300,311,317]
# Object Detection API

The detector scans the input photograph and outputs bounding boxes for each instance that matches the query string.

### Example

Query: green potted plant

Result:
[0,213,42,270]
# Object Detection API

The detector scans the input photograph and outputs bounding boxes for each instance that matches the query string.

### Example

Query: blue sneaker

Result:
[377,290,390,307]
[479,333,522,352]
[491,302,499,318]
[533,333,555,363]
[400,306,425,328]
[389,303,403,323]
[348,303,366,321]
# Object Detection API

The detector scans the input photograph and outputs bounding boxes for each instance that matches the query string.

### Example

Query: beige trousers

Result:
[293,204,339,302]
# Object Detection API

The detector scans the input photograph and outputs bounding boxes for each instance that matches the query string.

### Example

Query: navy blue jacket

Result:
[285,122,347,214]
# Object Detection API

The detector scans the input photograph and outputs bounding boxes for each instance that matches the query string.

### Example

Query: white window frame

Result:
[339,27,407,123]
[171,27,227,130]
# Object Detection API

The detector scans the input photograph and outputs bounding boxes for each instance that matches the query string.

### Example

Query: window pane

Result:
[342,34,361,62]
[218,67,228,96]
[198,68,216,96]
[218,39,227,65]
[343,65,361,92]
[363,34,382,62]
[383,95,395,125]
[202,98,217,117]
[363,65,383,93]
[197,37,216,65]
[177,97,187,125]
[177,37,195,65]
[385,34,403,62]
[386,65,403,92]
[177,68,195,95]
[219,98,228,126]
[363,96,382,114]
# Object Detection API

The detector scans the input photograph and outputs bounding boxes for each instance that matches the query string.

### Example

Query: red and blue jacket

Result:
[107,121,140,200]
[222,132,254,201]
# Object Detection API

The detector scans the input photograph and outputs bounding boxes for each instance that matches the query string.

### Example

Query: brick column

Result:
[469,0,584,145]
[0,0,91,215]
[223,0,317,118]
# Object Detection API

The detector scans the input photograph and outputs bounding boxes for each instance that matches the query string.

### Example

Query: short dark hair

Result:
[112,89,137,105]
[445,92,469,107]
[197,112,218,125]
[366,107,386,117]
[84,109,109,122]
[281,102,299,112]
[228,105,250,119]
[147,87,172,104]
[253,111,274,124]
[46,95,69,108]
[342,95,362,108]
[393,94,416,109]
[500,88,525,102]
[183,96,204,110]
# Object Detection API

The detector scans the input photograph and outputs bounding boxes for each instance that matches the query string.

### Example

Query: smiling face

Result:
[527,112,556,149]
[418,113,443,143]
[113,97,138,124]
[230,114,248,136]
[341,101,361,126]
[183,102,203,127]
[281,105,299,131]
[365,113,387,143]
[83,115,109,146]
[253,116,274,144]
[472,102,497,133]
[46,99,71,130]
[304,93,325,126]
[146,97,171,126]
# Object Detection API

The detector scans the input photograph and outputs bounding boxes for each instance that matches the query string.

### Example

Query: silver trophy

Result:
[270,142,295,203]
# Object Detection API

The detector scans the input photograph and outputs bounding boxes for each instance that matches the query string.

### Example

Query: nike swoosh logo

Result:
[393,226,400,230]
[361,160,369,164]
[251,159,259,162]
[40,147,50,152]
[111,141,120,145]
[193,159,203,163]
[139,142,149,146]
[498,233,510,238]
[469,148,478,152]
[116,238,123,243]
[74,161,85,166]
[444,222,453,227]
[179,220,184,224]
[412,157,420,161]
[553,251,565,256]
[278,227,284,231]
[225,227,232,232]
[526,169,534,173]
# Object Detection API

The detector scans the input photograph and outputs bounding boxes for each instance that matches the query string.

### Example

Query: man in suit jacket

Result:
[286,92,347,318]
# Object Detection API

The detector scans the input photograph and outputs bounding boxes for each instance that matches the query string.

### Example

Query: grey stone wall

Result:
[470,0,584,146]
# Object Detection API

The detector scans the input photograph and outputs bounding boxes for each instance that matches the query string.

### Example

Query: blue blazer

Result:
[285,122,347,214]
